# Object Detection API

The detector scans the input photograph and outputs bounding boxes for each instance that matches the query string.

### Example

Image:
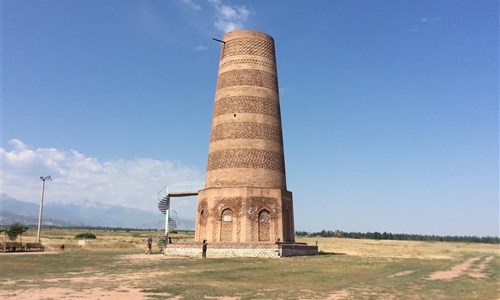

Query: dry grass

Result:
[1,229,499,299]
[2,228,194,252]
[301,236,499,259]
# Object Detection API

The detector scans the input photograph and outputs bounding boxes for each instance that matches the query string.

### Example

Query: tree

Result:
[7,223,29,241]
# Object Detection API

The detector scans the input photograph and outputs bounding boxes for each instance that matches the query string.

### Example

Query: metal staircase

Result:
[157,182,203,235]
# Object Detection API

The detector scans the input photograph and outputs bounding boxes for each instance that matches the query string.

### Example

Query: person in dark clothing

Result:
[202,240,207,259]
[145,236,152,254]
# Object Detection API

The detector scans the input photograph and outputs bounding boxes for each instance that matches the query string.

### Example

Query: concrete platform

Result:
[162,242,318,258]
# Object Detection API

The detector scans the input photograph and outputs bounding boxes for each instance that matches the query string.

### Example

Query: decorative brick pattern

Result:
[217,69,278,91]
[258,210,271,241]
[197,199,208,240]
[247,197,280,241]
[210,197,242,242]
[220,209,233,242]
[198,199,208,224]
[220,58,275,70]
[207,149,284,172]
[221,38,275,60]
[213,96,280,118]
[210,122,282,143]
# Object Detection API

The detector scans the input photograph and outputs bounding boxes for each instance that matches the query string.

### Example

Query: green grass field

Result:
[1,228,499,299]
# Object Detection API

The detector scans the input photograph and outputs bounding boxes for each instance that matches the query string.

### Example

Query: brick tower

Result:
[195,30,295,243]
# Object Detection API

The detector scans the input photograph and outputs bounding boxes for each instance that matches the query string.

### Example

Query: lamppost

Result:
[36,175,51,242]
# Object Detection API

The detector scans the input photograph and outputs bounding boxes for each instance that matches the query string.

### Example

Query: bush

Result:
[74,232,97,240]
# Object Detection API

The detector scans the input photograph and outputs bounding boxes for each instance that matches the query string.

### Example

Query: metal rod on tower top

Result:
[37,176,51,243]
[212,38,225,44]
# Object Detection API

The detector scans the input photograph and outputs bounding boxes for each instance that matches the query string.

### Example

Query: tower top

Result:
[222,30,275,43]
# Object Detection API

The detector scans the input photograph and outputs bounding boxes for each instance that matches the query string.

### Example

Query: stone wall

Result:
[164,247,281,258]
[163,242,318,258]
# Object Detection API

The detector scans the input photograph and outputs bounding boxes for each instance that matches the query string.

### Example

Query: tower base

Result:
[195,187,296,243]
[163,242,318,258]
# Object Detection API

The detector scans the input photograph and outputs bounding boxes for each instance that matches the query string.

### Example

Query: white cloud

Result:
[1,139,204,216]
[10,139,29,150]
[194,45,208,51]
[411,16,442,32]
[3,139,36,167]
[180,0,202,11]
[208,0,250,33]
[420,16,441,23]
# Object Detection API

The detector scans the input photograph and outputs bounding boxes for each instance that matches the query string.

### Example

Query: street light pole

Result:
[36,176,51,243]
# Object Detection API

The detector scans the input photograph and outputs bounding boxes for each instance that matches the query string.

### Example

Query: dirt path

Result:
[427,255,495,280]
[388,270,415,278]
[1,287,158,300]
[1,270,176,300]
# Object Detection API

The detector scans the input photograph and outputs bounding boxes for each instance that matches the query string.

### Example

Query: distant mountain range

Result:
[1,194,195,230]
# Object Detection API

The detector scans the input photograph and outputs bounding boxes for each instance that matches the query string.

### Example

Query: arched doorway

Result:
[258,209,271,241]
[199,209,207,241]
[220,208,233,242]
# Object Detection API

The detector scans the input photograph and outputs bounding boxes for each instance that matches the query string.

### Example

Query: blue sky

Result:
[2,0,498,236]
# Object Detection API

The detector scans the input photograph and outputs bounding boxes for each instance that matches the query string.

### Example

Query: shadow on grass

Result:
[318,251,346,256]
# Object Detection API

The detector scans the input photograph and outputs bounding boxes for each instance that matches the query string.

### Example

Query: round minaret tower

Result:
[207,30,286,189]
[196,30,295,243]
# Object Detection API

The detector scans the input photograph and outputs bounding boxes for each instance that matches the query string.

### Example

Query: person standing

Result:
[202,240,207,259]
[145,236,152,254]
